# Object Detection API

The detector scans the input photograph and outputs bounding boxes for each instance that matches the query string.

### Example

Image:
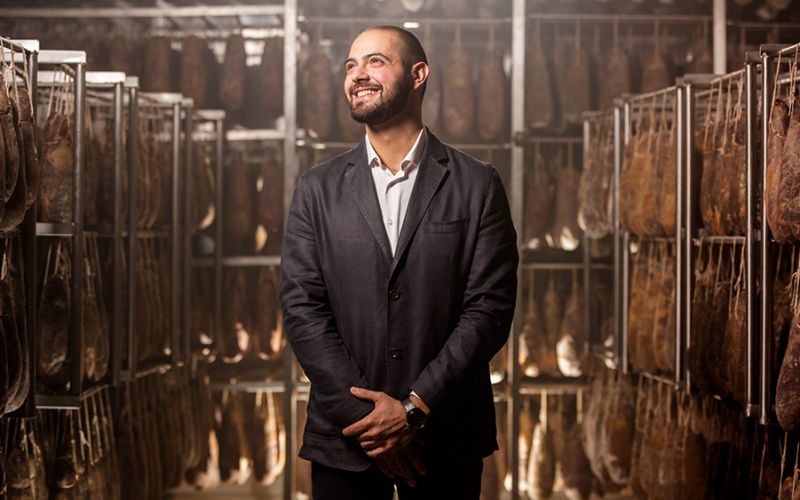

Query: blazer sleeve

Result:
[410,168,519,412]
[279,175,374,428]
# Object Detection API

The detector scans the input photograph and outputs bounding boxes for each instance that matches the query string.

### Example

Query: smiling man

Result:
[279,26,518,499]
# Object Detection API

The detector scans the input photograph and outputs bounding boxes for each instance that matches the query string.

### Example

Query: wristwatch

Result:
[402,396,428,430]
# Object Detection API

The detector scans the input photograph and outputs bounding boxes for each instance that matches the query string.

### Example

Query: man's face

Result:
[344,30,414,126]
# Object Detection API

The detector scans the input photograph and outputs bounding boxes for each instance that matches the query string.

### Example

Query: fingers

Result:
[362,428,417,455]
[346,411,406,441]
[366,445,389,458]
[356,420,406,443]
[350,386,382,402]
[342,409,381,437]
[341,417,370,437]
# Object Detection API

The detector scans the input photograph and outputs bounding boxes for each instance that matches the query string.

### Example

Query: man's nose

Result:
[350,63,369,81]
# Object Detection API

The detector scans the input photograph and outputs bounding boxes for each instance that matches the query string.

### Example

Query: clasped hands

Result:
[342,387,426,487]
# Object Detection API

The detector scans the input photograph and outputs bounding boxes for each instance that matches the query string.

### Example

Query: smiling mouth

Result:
[351,87,381,100]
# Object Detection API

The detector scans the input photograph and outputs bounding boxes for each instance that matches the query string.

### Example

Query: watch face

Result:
[407,407,427,428]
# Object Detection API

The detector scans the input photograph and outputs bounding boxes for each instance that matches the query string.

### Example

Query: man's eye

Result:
[370,58,382,64]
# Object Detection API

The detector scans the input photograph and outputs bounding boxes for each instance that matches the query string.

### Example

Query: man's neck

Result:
[366,118,424,174]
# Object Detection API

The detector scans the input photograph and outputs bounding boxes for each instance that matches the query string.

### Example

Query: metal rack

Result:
[4,4,299,499]
[83,70,129,390]
[122,91,187,380]
[616,85,684,389]
[200,4,298,499]
[210,115,295,500]
[33,67,140,408]
[1,37,38,418]
[756,42,800,426]
[679,70,760,416]
[32,49,87,410]
[185,108,224,369]
[581,110,619,361]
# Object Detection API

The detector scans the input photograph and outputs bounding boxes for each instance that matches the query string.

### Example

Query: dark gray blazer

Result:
[279,131,518,471]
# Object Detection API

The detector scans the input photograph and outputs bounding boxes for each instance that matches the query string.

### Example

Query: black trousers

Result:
[310,457,483,500]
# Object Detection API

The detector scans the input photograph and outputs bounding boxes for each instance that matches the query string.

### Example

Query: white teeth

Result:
[356,89,376,98]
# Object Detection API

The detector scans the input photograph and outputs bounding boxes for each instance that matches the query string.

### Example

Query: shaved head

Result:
[362,25,428,68]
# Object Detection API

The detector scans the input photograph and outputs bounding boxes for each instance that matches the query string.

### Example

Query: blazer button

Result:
[389,290,401,301]
[389,349,403,360]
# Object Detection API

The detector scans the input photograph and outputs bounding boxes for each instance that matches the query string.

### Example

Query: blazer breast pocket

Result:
[424,218,467,233]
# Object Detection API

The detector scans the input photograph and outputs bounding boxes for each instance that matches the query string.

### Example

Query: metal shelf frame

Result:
[120,79,139,383]
[33,67,135,409]
[615,84,685,389]
[87,71,127,390]
[755,42,800,425]
[186,108,225,371]
[172,4,298,499]
[298,15,513,26]
[680,70,759,417]
[581,110,618,361]
[120,92,188,382]
[1,5,286,19]
[30,49,87,411]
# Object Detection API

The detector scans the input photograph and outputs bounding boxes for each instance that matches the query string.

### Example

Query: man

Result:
[279,25,518,499]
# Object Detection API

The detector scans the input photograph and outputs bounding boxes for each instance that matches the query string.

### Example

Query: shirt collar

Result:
[365,128,427,172]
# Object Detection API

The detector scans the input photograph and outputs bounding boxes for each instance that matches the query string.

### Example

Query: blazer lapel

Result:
[344,141,393,261]
[391,133,449,275]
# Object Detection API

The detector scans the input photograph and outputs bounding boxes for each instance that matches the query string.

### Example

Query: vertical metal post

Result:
[612,103,623,367]
[745,57,760,418]
[19,47,38,416]
[111,81,123,386]
[582,231,591,352]
[675,85,685,386]
[126,86,139,379]
[182,106,194,364]
[284,1,298,498]
[581,118,592,352]
[214,117,224,365]
[72,62,86,397]
[620,101,632,375]
[509,0,526,498]
[761,50,775,425]
[684,82,696,394]
[713,0,727,74]
[621,231,630,375]
[171,101,182,365]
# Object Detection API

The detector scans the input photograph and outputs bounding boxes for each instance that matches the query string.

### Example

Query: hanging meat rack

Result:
[31,49,88,410]
[0,37,38,418]
[755,42,800,427]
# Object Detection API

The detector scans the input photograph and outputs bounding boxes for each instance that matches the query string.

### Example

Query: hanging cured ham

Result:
[220,34,247,116]
[526,22,553,130]
[442,28,474,141]
[143,36,172,92]
[301,46,335,140]
[477,29,507,141]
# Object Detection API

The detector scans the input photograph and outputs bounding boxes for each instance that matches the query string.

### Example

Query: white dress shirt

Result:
[366,128,427,257]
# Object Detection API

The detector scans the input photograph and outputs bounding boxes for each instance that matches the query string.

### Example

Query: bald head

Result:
[362,26,427,68]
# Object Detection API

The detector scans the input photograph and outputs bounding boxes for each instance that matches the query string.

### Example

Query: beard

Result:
[350,72,413,126]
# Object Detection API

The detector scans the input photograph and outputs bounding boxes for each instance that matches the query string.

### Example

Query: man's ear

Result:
[411,61,429,91]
